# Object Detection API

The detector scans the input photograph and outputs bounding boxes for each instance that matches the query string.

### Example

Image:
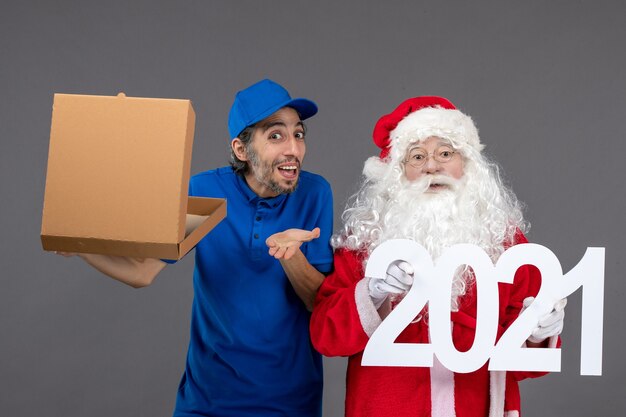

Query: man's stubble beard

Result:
[247,145,299,195]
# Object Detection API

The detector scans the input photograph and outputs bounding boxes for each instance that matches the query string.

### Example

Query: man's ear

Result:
[231,138,248,162]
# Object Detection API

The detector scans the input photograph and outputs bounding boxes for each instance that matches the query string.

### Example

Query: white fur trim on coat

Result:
[389,107,483,164]
[355,278,391,337]
[431,356,457,417]
[489,370,507,417]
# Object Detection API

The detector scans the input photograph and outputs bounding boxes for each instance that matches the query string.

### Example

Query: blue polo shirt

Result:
[173,167,333,417]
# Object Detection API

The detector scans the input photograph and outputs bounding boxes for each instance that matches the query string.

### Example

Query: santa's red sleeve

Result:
[310,248,387,357]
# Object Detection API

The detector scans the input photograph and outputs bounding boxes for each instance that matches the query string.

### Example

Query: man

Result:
[60,79,333,416]
[309,96,565,417]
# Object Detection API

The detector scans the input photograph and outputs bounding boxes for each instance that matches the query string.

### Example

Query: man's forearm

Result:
[279,249,325,311]
[78,253,166,288]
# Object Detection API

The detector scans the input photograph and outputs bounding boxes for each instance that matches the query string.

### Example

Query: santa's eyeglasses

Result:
[403,145,458,168]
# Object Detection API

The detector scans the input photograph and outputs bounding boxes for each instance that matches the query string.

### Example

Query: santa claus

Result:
[309,96,566,417]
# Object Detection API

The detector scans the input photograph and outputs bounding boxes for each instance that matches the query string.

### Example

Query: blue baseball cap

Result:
[228,79,318,139]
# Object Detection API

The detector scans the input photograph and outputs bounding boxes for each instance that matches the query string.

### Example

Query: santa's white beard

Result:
[336,167,522,311]
[379,174,498,259]
[377,175,500,310]
[334,150,528,310]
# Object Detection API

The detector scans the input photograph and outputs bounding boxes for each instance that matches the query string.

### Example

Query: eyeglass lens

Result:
[406,146,456,167]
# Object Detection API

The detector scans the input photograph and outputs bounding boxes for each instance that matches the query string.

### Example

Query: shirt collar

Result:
[234,172,288,207]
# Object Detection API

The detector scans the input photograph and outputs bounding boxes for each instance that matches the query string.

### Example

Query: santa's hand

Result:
[266,228,320,260]
[522,296,567,344]
[368,260,414,309]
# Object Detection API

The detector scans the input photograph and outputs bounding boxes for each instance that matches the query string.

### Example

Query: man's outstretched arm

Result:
[266,228,325,311]
[57,252,167,288]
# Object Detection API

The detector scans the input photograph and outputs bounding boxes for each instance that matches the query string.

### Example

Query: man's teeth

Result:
[279,166,297,170]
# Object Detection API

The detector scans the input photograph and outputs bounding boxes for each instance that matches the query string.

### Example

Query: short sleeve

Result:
[305,182,334,274]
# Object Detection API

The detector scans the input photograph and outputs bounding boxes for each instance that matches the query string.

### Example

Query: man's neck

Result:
[243,172,280,199]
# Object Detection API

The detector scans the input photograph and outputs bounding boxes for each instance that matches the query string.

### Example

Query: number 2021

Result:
[361,240,604,375]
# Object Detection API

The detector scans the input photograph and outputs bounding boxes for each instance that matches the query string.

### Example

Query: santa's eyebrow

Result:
[407,146,426,153]
[407,141,455,153]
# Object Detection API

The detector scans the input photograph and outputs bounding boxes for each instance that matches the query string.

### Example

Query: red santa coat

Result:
[310,233,550,417]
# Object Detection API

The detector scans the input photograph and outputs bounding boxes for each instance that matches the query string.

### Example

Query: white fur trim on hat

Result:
[389,107,483,162]
[362,156,388,180]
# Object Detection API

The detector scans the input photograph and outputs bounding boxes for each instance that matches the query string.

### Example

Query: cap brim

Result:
[235,97,319,139]
[285,98,318,121]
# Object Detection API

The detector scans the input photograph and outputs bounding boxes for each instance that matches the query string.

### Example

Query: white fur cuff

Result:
[355,278,385,337]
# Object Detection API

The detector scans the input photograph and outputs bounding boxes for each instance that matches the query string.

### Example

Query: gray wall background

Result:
[1,1,624,416]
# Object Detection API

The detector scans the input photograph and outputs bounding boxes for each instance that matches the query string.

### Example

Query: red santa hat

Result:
[372,96,483,160]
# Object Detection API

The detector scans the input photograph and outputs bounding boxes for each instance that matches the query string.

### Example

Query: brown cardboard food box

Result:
[41,92,226,260]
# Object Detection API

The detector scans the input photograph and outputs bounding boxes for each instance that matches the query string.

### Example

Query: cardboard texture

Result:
[41,92,226,260]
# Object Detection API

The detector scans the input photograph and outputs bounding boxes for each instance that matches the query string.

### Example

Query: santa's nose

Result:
[422,157,442,174]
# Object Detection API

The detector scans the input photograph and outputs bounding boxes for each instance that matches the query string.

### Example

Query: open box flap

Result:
[42,92,197,246]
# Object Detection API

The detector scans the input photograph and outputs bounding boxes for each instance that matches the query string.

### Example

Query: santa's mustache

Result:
[406,174,463,193]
